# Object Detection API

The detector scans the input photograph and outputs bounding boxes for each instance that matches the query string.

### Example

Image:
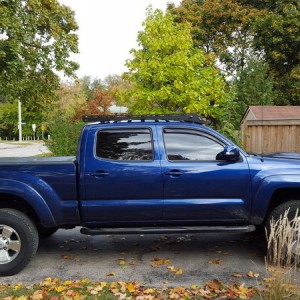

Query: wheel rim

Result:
[0,225,21,264]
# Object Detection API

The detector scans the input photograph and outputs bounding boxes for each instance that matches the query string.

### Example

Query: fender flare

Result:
[251,174,300,224]
[0,178,57,227]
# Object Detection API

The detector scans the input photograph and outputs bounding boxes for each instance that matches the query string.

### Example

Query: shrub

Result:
[46,116,84,156]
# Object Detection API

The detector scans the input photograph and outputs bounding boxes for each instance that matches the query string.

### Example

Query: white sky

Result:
[58,0,182,80]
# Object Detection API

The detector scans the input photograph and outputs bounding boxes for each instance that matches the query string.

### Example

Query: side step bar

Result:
[80,225,255,236]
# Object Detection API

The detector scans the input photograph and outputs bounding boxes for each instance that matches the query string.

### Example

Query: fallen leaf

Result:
[208,259,223,265]
[232,273,243,278]
[126,282,136,293]
[247,271,260,278]
[205,279,222,291]
[106,272,116,277]
[62,255,73,260]
[150,258,171,267]
[55,285,67,292]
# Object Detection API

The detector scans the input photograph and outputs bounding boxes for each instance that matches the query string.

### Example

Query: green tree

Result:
[55,80,87,119]
[248,0,300,104]
[0,100,18,139]
[234,56,275,118]
[171,0,300,105]
[169,0,259,75]
[121,8,231,124]
[0,0,79,106]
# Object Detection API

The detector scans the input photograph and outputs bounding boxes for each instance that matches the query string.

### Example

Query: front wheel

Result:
[0,209,39,276]
[266,201,300,265]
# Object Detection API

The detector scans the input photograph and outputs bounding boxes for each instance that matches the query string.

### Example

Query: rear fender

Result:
[0,178,59,227]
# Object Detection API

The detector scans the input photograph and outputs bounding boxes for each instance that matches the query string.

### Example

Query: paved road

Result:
[0,141,50,157]
[1,228,267,287]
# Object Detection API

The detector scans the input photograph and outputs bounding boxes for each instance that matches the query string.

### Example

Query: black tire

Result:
[0,208,39,276]
[266,200,300,229]
[266,200,300,261]
[37,227,58,239]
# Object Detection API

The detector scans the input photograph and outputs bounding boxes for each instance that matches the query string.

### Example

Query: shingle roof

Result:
[248,106,300,120]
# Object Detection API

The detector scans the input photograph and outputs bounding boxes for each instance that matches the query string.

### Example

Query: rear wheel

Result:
[0,209,38,276]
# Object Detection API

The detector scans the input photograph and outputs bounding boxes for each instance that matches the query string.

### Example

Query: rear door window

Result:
[96,128,153,161]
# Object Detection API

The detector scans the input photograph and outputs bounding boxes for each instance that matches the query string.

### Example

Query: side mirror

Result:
[216,146,240,162]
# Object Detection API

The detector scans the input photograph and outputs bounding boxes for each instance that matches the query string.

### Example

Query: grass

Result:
[263,209,300,300]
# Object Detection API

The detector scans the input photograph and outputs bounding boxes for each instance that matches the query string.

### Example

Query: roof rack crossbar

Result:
[82,114,205,124]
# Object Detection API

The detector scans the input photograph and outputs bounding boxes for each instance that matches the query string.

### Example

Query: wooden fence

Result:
[241,119,300,153]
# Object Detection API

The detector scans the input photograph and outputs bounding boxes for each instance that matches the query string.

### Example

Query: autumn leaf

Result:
[205,279,222,291]
[208,259,223,264]
[247,271,260,278]
[232,272,243,278]
[150,257,171,267]
[31,290,47,300]
[55,285,67,292]
[126,282,137,293]
[15,296,27,300]
[167,266,183,274]
[106,272,116,277]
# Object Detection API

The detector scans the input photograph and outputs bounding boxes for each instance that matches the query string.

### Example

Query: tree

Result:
[248,0,300,104]
[0,100,18,139]
[121,8,231,124]
[0,0,79,106]
[233,56,275,121]
[169,0,260,75]
[170,0,300,105]
[72,88,113,120]
[55,80,87,119]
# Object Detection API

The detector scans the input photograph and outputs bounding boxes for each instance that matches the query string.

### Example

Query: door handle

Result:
[165,170,183,177]
[90,170,109,177]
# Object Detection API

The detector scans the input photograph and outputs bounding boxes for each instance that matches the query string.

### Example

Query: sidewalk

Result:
[0,141,50,157]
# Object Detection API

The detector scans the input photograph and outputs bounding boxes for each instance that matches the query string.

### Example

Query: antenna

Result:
[260,103,264,162]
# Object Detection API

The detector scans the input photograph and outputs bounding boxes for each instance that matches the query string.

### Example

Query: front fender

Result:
[0,178,59,227]
[251,174,300,224]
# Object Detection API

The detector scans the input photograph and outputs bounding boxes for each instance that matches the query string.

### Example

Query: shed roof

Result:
[242,106,300,123]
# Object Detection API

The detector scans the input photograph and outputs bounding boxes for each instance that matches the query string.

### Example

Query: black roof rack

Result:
[82,113,206,125]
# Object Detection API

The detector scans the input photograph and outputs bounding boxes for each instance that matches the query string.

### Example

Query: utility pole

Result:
[18,99,22,142]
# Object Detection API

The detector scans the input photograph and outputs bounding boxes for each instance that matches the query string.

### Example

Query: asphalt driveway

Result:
[1,228,267,287]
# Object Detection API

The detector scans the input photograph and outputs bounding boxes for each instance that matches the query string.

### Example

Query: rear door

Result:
[81,125,163,225]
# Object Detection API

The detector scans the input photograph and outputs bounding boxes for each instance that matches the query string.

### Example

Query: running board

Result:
[80,225,255,236]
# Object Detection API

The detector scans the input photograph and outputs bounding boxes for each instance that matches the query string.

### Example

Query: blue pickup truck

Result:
[0,114,300,276]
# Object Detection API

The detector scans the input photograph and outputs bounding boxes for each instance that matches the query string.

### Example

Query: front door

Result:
[160,127,251,224]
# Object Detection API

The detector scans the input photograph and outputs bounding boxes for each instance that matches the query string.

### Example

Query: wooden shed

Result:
[241,106,300,153]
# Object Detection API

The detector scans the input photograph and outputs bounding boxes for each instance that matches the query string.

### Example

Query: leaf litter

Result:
[0,277,258,299]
